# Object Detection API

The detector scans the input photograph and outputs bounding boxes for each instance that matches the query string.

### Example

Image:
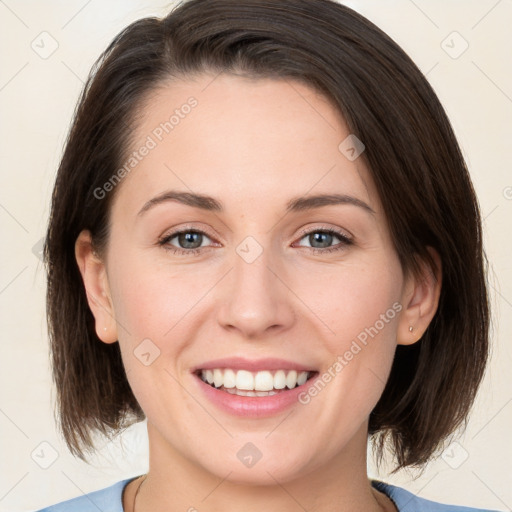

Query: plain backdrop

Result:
[0,1,511,511]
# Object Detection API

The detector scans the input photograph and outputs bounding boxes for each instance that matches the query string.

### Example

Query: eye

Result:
[157,225,353,256]
[158,228,216,256]
[294,226,353,254]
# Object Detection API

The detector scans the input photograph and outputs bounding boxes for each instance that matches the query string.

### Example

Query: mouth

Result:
[195,368,318,397]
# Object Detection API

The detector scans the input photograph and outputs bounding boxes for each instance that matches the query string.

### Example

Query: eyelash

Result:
[157,225,353,256]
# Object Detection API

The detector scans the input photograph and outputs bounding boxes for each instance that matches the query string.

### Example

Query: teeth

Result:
[223,369,236,388]
[286,370,297,389]
[200,368,311,392]
[297,371,308,386]
[274,370,286,389]
[254,371,274,391]
[236,370,254,390]
[213,369,223,388]
[226,388,279,397]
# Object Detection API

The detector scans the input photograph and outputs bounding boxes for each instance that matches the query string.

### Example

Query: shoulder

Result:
[372,480,502,512]
[33,477,134,512]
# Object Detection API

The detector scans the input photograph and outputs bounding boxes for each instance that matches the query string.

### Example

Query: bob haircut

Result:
[44,0,490,472]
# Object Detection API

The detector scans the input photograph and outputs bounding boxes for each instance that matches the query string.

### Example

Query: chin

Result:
[199,448,316,487]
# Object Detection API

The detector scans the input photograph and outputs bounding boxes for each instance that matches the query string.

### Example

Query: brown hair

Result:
[44,0,490,472]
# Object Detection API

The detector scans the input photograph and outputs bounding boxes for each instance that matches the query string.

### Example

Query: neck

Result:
[126,421,395,512]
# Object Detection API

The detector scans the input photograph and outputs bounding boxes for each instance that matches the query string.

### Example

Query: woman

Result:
[36,0,497,510]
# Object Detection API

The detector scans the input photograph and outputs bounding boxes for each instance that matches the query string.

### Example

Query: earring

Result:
[408,326,413,332]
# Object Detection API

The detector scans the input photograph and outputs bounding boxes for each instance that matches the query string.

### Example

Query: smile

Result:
[198,368,315,396]
[191,357,320,416]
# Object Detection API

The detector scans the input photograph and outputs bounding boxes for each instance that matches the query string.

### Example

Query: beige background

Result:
[0,0,511,510]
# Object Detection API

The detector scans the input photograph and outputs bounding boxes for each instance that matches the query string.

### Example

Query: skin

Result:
[75,73,441,512]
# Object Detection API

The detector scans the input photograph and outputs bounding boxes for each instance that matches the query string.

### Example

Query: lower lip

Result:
[193,373,319,418]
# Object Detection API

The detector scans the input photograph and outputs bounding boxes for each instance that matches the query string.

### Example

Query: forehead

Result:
[111,73,380,219]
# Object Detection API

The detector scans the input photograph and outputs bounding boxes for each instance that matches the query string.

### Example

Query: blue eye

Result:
[158,229,213,256]
[158,226,353,256]
[295,228,353,254]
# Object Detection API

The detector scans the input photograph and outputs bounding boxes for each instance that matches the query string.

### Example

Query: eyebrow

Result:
[137,190,375,217]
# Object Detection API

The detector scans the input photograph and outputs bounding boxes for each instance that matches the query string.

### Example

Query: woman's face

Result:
[79,73,425,484]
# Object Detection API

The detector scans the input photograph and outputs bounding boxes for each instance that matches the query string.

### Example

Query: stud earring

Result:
[409,326,413,332]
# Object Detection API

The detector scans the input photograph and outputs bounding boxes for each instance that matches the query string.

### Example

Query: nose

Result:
[216,242,296,339]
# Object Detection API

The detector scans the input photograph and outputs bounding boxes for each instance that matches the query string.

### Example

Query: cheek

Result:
[296,257,403,350]
[294,255,403,411]
[108,255,204,338]
[107,255,214,394]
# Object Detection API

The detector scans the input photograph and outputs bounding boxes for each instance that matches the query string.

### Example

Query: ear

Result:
[75,230,118,344]
[397,246,442,346]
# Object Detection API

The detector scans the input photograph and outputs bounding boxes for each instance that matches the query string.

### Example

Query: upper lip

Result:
[191,357,316,373]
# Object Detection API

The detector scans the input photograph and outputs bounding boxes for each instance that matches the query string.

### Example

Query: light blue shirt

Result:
[33,477,502,512]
